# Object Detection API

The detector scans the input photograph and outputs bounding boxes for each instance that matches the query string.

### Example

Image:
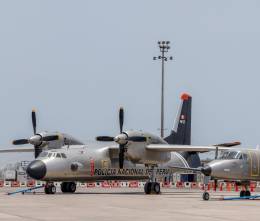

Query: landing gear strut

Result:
[44,183,56,194]
[202,176,210,201]
[61,182,77,193]
[144,166,160,194]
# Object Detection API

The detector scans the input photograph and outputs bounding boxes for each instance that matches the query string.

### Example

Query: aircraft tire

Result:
[144,182,152,194]
[240,190,245,197]
[202,192,210,201]
[44,186,50,194]
[61,182,69,193]
[45,184,56,194]
[50,185,56,194]
[68,182,76,193]
[152,182,160,194]
[245,190,251,197]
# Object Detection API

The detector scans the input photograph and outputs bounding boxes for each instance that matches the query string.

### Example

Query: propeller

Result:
[12,110,59,158]
[96,107,146,168]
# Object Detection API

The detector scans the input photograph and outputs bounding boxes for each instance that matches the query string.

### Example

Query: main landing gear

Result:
[44,182,56,194]
[44,182,77,194]
[144,166,161,194]
[144,181,160,194]
[61,182,77,193]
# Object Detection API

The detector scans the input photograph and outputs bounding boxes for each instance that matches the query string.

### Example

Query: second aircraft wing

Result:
[146,144,233,153]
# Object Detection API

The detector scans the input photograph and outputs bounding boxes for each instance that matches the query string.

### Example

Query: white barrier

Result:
[4,181,11,187]
[184,182,191,188]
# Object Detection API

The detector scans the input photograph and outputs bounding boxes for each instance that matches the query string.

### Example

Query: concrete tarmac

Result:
[0,187,260,221]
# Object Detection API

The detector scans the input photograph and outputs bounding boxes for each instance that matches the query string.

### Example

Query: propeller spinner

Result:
[96,107,146,168]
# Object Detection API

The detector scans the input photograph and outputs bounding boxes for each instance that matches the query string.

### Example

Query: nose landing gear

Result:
[44,183,56,194]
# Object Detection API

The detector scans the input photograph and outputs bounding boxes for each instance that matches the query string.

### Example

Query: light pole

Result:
[153,41,173,138]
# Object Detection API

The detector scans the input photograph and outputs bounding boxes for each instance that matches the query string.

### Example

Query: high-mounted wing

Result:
[146,144,233,153]
[0,147,34,153]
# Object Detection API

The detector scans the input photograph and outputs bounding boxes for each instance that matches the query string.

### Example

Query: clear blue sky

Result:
[1,0,260,166]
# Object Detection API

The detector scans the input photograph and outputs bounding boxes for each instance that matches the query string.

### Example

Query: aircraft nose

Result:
[201,165,212,176]
[26,160,47,180]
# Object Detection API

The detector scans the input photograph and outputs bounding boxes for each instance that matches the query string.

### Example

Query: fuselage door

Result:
[248,151,259,177]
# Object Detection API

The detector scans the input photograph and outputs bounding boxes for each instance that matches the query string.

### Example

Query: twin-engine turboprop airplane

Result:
[0,110,84,158]
[173,148,260,200]
[24,95,238,195]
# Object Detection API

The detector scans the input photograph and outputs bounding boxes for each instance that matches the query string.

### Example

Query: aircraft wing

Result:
[146,145,232,153]
[0,147,34,153]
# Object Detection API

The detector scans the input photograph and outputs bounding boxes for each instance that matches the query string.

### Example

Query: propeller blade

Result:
[119,107,124,133]
[119,144,125,169]
[96,136,114,142]
[42,135,59,142]
[13,139,29,145]
[32,109,37,135]
[128,136,146,142]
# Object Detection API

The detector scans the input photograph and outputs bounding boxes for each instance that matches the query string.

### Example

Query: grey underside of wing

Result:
[0,147,34,153]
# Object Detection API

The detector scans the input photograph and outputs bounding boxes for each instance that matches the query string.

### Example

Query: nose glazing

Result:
[26,160,46,180]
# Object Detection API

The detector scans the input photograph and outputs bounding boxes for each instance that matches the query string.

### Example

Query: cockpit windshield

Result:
[219,151,247,160]
[38,151,67,159]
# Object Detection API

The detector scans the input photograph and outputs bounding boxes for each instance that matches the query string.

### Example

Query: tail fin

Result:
[164,93,201,169]
[164,93,192,145]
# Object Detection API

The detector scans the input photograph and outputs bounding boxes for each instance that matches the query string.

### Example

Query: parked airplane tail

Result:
[164,93,192,145]
[164,93,201,167]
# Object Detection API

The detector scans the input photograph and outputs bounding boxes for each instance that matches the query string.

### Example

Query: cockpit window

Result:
[219,151,242,160]
[56,153,61,158]
[47,153,52,158]
[61,153,67,158]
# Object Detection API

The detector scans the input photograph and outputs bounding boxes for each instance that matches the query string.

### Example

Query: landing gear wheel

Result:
[240,190,246,197]
[144,182,152,194]
[202,192,210,201]
[50,185,56,194]
[68,182,76,193]
[61,182,76,193]
[45,184,56,194]
[245,190,251,197]
[152,182,161,194]
[61,182,68,193]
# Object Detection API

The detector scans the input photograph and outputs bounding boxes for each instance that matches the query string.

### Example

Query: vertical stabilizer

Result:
[164,93,192,145]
